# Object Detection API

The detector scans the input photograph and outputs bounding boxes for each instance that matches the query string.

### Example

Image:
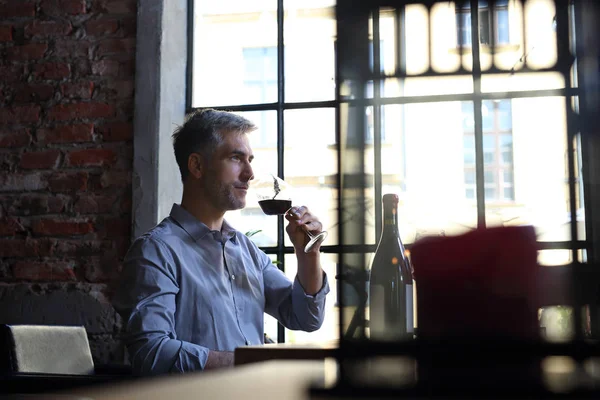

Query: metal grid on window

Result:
[334,0,595,368]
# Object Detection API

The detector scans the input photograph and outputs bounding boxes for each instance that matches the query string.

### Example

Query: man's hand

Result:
[285,206,324,253]
[205,350,234,369]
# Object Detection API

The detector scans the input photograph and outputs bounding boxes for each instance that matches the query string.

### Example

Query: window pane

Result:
[192,1,278,107]
[465,170,475,184]
[482,101,494,131]
[498,101,512,131]
[284,0,335,102]
[465,187,476,199]
[284,108,338,246]
[479,9,490,45]
[382,101,478,243]
[284,253,339,343]
[484,97,573,242]
[462,102,475,131]
[496,9,509,44]
[484,170,494,184]
[503,186,514,200]
[485,187,496,199]
[503,169,514,184]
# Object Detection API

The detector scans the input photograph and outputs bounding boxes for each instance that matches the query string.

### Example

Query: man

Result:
[112,109,329,375]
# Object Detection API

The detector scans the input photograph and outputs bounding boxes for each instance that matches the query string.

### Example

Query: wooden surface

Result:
[235,340,338,366]
[62,360,332,400]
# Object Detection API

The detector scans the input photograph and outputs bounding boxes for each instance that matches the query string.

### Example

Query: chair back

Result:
[1,324,95,375]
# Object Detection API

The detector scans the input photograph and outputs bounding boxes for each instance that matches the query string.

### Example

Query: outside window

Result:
[462,100,514,202]
[456,0,510,46]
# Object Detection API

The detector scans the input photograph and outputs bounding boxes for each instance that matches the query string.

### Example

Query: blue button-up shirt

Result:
[112,204,329,375]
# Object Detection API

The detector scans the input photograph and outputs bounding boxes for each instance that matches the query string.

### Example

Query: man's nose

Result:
[243,163,254,181]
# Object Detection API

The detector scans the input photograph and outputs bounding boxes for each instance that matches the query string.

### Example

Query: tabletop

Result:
[61,360,334,400]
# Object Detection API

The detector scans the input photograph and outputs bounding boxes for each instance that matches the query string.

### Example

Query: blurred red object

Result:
[411,225,539,340]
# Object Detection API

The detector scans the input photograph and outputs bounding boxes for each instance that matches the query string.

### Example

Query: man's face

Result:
[200,132,254,212]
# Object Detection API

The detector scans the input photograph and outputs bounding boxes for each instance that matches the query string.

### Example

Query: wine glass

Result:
[252,174,328,253]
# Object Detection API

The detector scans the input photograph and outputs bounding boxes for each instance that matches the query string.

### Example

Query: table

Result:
[63,360,332,400]
[235,340,338,366]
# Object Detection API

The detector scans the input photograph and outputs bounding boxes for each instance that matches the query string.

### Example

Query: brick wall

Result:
[0,0,135,364]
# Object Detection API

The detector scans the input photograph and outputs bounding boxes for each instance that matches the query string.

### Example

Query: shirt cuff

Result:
[294,271,330,299]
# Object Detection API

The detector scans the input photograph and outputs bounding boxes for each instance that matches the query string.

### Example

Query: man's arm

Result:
[113,237,220,374]
[257,206,330,331]
[285,206,324,294]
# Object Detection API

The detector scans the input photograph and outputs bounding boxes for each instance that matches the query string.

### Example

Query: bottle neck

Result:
[382,206,398,234]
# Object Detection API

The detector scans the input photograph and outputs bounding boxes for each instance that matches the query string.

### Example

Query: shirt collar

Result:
[169,204,238,244]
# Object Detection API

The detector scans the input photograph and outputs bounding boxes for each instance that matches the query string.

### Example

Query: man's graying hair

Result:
[172,109,257,181]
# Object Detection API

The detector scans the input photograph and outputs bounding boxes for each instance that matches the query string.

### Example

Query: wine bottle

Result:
[369,193,414,340]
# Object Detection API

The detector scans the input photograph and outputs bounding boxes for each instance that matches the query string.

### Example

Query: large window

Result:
[190,0,586,343]
[462,100,514,202]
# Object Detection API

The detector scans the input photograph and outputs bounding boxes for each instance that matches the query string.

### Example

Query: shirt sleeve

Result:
[112,236,210,375]
[260,252,330,332]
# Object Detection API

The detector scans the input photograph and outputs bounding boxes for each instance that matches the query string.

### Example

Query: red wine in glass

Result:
[253,174,327,253]
[258,199,293,215]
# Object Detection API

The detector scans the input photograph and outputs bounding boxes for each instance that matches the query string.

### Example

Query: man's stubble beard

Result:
[203,174,246,212]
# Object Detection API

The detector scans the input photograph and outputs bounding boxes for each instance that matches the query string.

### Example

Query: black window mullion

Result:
[471,0,486,228]
[556,0,583,341]
[373,9,383,240]
[276,0,286,344]
[186,0,195,109]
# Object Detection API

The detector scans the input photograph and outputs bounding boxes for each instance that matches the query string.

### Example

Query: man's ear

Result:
[187,153,203,179]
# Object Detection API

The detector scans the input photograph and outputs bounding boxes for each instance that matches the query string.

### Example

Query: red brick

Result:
[66,148,116,167]
[54,240,111,257]
[98,170,130,188]
[32,218,93,236]
[0,218,25,236]
[74,194,115,214]
[13,83,55,103]
[83,256,119,283]
[99,122,132,142]
[9,194,67,215]
[119,59,135,77]
[0,105,40,124]
[61,81,93,99]
[48,172,88,192]
[0,239,27,257]
[0,3,36,18]
[13,261,77,281]
[41,0,86,16]
[98,217,130,238]
[0,130,31,148]
[97,38,135,56]
[53,40,90,58]
[99,0,136,14]
[85,19,118,36]
[7,43,48,62]
[47,103,114,121]
[0,25,12,41]
[0,238,55,257]
[20,149,61,170]
[34,62,70,80]
[105,79,134,99]
[25,20,72,37]
[37,124,93,144]
[91,59,118,76]
[0,173,49,192]
[0,65,24,82]
[121,16,136,37]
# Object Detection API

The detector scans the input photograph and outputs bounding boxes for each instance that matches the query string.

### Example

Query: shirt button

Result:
[231,274,235,281]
